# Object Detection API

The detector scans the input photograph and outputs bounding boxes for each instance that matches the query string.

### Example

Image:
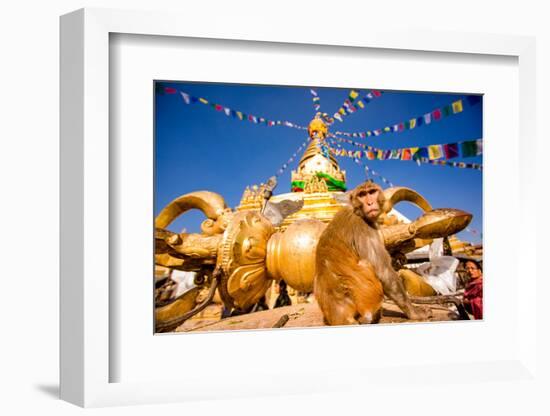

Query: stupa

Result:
[236,114,351,228]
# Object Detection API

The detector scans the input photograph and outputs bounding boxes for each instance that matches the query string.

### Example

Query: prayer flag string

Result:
[275,141,308,177]
[333,95,481,138]
[329,133,482,162]
[333,89,383,123]
[310,89,321,112]
[158,85,308,132]
[329,139,395,186]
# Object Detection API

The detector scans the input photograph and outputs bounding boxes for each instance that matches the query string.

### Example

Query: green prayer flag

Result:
[460,140,478,157]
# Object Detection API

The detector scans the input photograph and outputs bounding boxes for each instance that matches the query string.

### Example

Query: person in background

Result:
[463,260,483,319]
[274,280,292,308]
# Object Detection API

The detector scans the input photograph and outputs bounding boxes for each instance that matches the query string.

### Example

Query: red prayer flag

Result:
[164,87,177,94]
[215,104,223,111]
[444,143,459,159]
[432,109,442,120]
[372,90,382,97]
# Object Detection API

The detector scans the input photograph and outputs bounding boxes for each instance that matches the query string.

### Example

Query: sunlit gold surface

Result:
[398,269,437,296]
[382,187,432,214]
[216,211,275,310]
[413,208,472,240]
[155,287,201,323]
[307,117,328,139]
[266,219,327,292]
[269,191,345,230]
[155,191,228,229]
[380,208,472,253]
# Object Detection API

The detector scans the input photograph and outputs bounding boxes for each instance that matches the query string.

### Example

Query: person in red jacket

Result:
[463,260,483,319]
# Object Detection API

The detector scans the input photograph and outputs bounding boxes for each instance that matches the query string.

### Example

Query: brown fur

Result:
[314,182,431,325]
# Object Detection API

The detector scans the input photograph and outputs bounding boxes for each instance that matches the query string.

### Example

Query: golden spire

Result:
[291,114,346,191]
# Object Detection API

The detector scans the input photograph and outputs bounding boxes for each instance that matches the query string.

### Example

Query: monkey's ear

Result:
[332,191,352,207]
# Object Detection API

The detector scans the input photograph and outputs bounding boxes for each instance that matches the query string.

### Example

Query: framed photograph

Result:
[60,7,538,408]
[153,80,483,334]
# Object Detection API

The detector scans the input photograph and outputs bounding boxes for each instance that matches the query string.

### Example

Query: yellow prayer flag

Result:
[339,108,346,115]
[452,100,463,113]
[377,149,384,159]
[410,147,419,156]
[199,97,209,104]
[428,145,443,160]
[409,118,416,129]
[350,90,359,100]
[356,100,364,109]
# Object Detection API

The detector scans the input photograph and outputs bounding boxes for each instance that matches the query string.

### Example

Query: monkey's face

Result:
[351,182,384,223]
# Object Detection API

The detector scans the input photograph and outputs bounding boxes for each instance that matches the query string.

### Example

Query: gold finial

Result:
[308,113,328,140]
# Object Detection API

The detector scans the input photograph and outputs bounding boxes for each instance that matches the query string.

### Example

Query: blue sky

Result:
[155,82,483,244]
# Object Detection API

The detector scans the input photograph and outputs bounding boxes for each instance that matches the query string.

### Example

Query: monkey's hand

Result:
[408,305,432,321]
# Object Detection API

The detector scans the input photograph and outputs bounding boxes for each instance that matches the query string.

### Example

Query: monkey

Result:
[314,180,432,325]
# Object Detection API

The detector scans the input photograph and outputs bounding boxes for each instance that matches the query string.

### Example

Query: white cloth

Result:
[416,238,459,295]
[170,270,197,298]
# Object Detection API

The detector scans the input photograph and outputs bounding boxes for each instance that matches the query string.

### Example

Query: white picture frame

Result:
[60,7,540,408]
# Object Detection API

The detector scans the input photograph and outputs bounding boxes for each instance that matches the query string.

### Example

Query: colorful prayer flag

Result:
[180,92,190,104]
[460,140,478,157]
[443,143,459,159]
[424,113,432,125]
[452,100,463,113]
[428,145,444,160]
[414,147,429,160]
[476,139,483,155]
[391,149,402,159]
